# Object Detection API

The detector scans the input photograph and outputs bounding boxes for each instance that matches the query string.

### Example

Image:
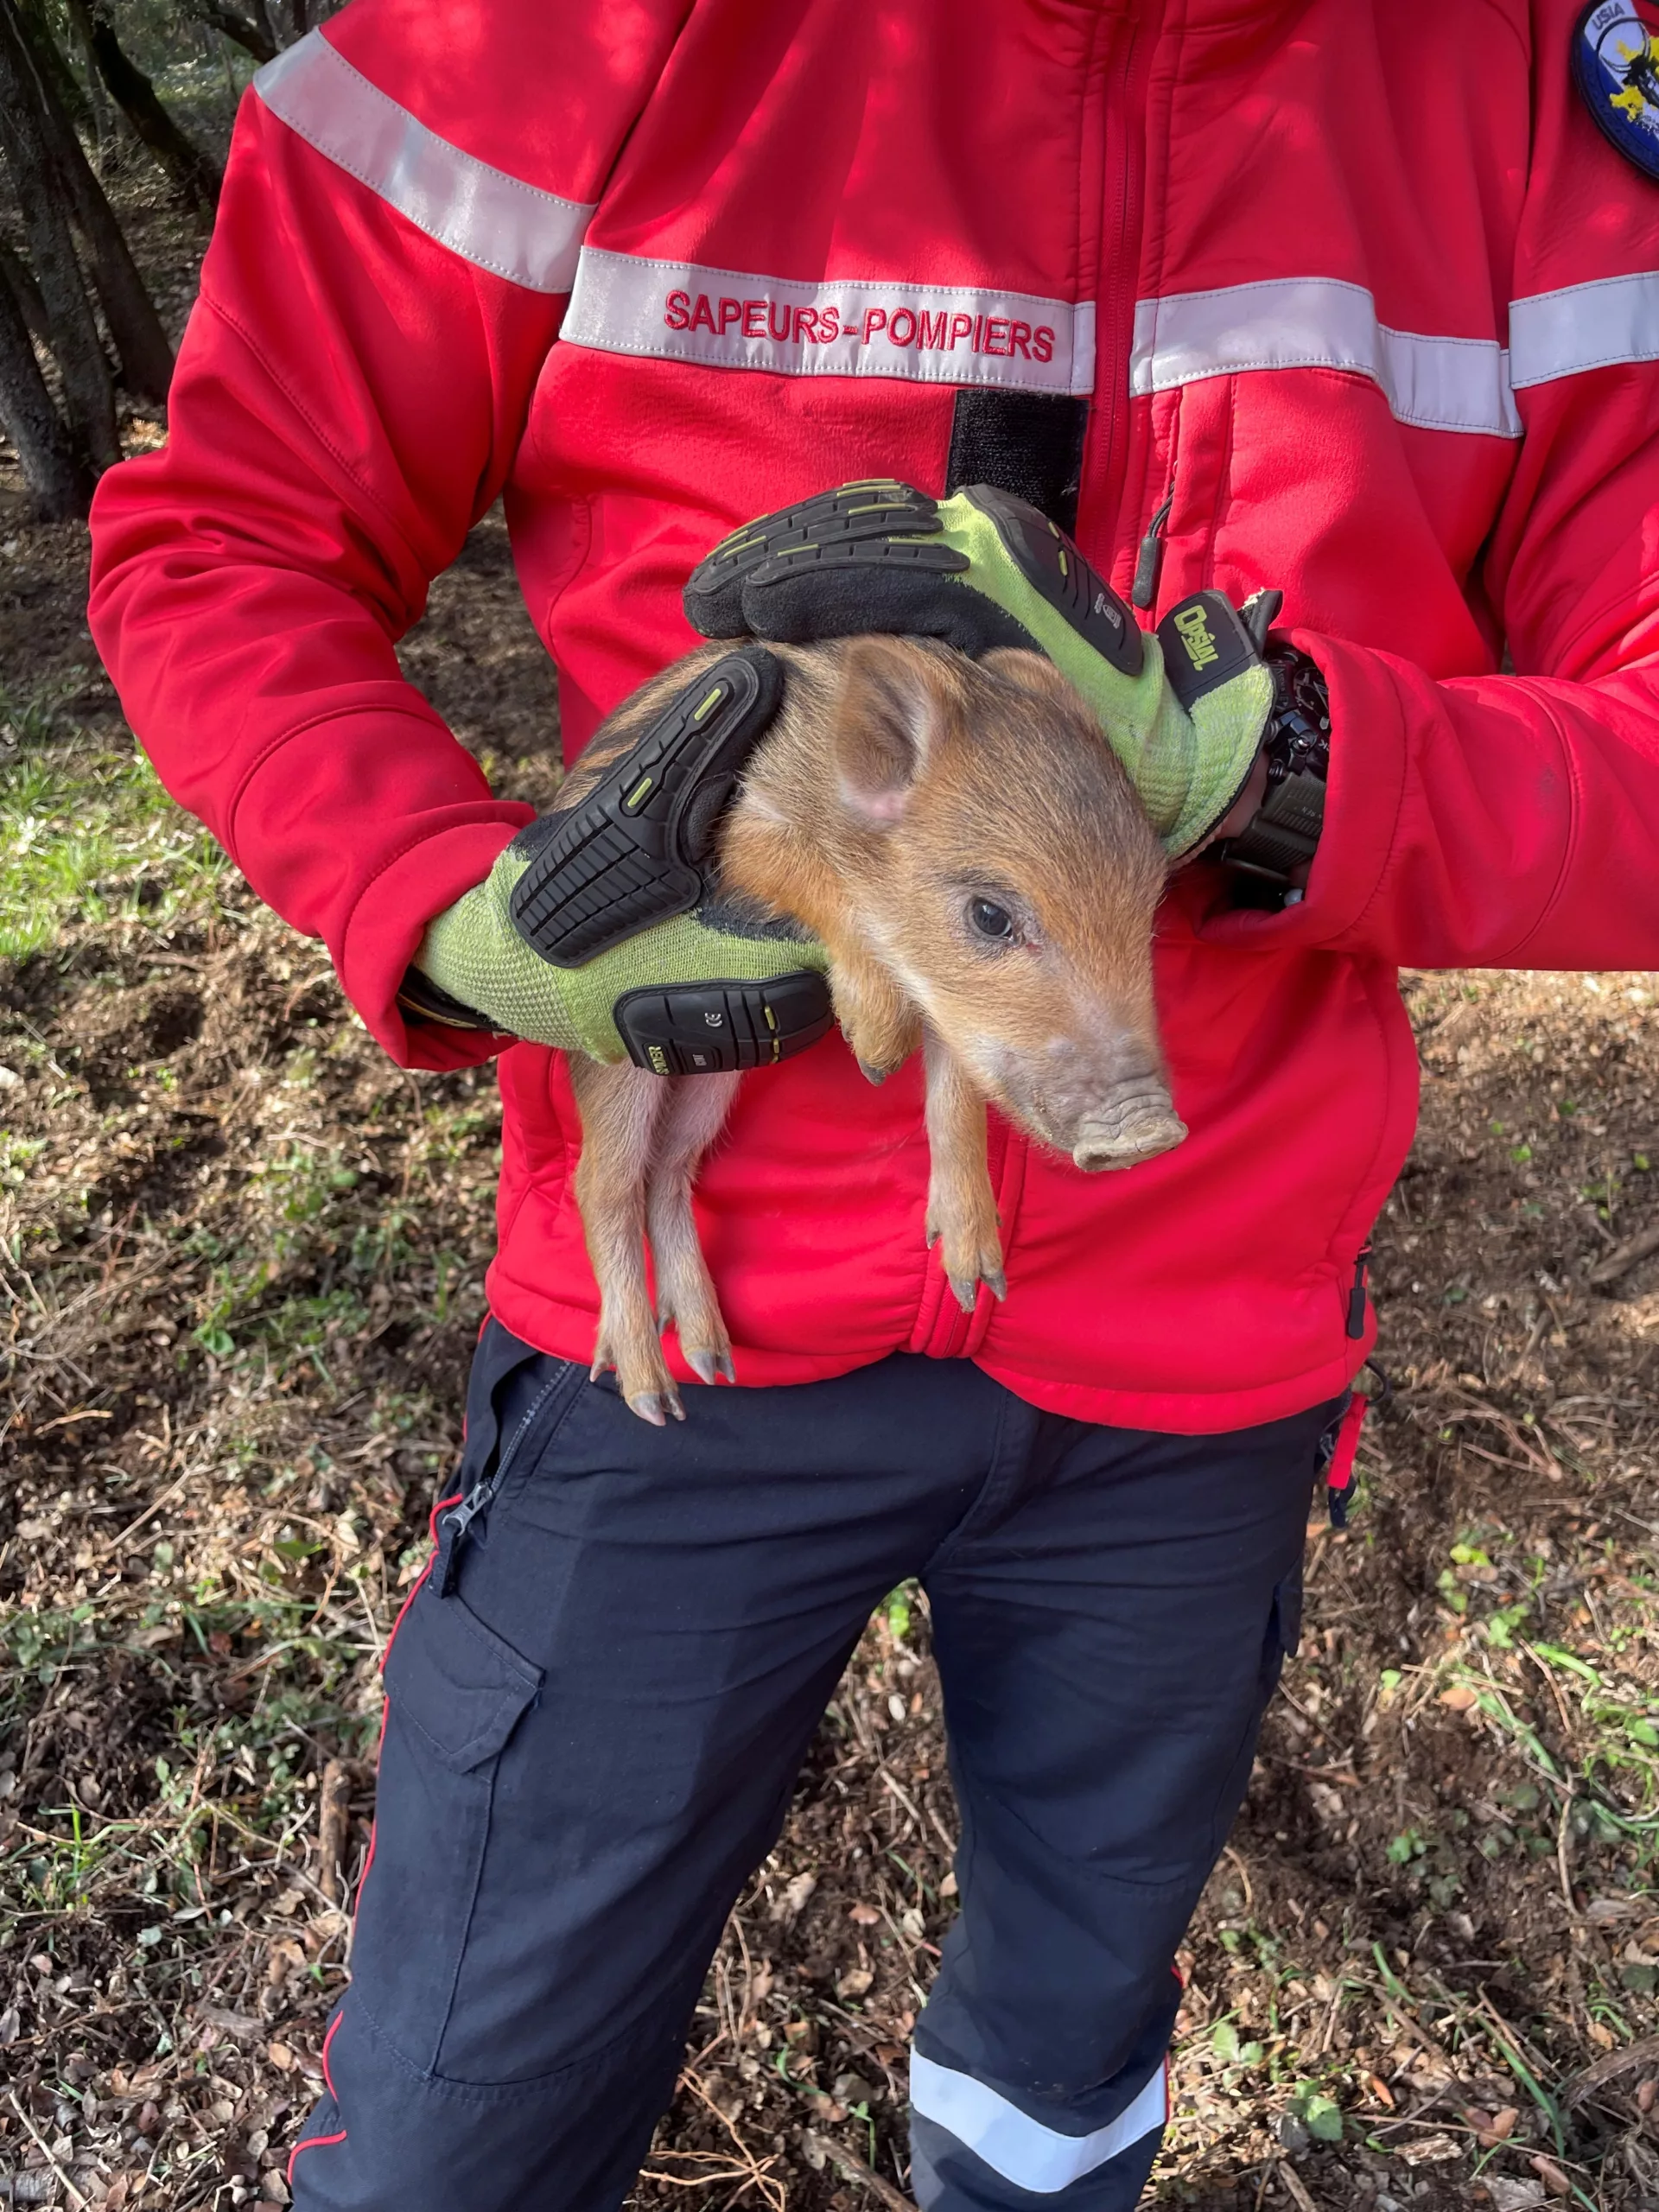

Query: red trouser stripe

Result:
[285,1497,461,2189]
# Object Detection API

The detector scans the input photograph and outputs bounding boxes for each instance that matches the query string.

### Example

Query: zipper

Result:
[1345,1242,1373,1341]
[434,1365,571,1597]
[1093,8,1154,553]
[1130,487,1173,609]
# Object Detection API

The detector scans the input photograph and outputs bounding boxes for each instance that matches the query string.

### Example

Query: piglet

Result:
[563,635,1184,1422]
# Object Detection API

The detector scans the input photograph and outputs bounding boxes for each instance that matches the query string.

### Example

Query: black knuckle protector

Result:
[508,645,785,967]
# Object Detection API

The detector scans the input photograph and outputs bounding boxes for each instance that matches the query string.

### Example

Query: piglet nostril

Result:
[1071,1090,1186,1173]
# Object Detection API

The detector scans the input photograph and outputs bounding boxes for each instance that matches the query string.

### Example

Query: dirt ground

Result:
[3,188,1659,2212]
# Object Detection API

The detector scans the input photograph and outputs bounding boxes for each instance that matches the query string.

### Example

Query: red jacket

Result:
[89,0,1659,1432]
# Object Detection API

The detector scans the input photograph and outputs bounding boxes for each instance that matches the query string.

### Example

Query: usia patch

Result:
[1574,1,1659,180]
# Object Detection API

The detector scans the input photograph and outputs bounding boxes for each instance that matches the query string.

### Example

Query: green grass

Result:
[0,677,230,961]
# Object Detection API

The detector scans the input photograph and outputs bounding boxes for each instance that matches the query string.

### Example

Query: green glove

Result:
[685,480,1277,858]
[410,647,832,1071]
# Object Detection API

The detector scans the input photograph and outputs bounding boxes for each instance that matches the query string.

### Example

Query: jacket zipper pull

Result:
[1131,490,1173,611]
[434,1472,497,1598]
[1345,1241,1373,1340]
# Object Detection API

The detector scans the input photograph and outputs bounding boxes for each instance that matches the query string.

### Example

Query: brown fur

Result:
[565,636,1180,1423]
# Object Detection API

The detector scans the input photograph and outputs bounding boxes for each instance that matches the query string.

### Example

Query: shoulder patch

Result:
[1574,2,1659,181]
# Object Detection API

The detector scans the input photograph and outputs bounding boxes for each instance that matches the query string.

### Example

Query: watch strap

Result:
[1212,647,1331,893]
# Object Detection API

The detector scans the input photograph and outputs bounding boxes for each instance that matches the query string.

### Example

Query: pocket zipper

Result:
[1345,1242,1373,1340]
[434,1367,572,1597]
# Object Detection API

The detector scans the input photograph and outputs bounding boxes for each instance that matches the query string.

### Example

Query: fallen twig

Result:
[8,2091,89,2211]
[1587,1220,1659,1287]
[317,1758,351,1904]
[802,2131,918,2212]
[1564,2031,1659,2107]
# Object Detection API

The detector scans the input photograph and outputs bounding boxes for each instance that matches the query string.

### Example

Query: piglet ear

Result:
[832,637,942,828]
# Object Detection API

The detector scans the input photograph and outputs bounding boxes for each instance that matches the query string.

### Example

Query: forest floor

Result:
[3,173,1659,2212]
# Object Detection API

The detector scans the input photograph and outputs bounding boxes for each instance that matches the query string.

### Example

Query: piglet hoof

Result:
[856,1057,891,1086]
[628,1385,685,1427]
[684,1345,738,1387]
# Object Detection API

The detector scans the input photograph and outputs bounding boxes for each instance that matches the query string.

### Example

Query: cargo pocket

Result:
[350,1585,543,2076]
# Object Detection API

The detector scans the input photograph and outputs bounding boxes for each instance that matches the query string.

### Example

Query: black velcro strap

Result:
[509,647,783,969]
[397,965,495,1031]
[1156,590,1262,710]
[946,390,1089,535]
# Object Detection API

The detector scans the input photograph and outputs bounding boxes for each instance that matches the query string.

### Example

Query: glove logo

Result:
[1172,603,1220,672]
[1573,1,1659,181]
[703,1011,725,1027]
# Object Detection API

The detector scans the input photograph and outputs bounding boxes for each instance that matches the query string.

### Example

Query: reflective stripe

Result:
[909,2052,1166,2195]
[1510,271,1659,388]
[1130,277,1522,437]
[253,32,592,293]
[562,247,1096,396]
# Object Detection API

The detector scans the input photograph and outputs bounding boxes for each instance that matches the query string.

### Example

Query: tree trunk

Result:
[86,7,221,213]
[0,257,91,519]
[62,0,115,166]
[289,0,308,39]
[13,0,174,402]
[0,238,49,345]
[0,3,118,469]
[12,0,87,132]
[182,0,276,67]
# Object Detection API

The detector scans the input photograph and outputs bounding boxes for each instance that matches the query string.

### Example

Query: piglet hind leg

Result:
[646,1071,742,1385]
[922,1030,1006,1312]
[568,1056,684,1424]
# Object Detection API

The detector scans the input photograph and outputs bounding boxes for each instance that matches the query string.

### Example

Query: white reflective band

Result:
[562,247,1095,396]
[909,2053,1166,2195]
[1510,272,1659,388]
[253,32,592,293]
[1130,277,1522,438]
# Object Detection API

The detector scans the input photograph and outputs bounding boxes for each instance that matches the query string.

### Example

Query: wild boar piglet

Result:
[566,634,1183,1422]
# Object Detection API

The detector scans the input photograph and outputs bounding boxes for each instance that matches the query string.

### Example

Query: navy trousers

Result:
[289,1325,1336,2212]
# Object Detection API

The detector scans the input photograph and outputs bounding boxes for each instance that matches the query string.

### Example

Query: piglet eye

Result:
[969,897,1016,943]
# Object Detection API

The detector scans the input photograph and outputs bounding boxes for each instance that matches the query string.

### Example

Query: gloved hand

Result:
[408,647,832,1071]
[685,480,1278,859]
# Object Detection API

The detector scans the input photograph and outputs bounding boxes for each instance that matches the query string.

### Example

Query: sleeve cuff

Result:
[1194,629,1409,951]
[341,812,536,1066]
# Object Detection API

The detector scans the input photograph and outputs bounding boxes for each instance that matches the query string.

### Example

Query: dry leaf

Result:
[836,1966,874,1999]
[1395,2133,1460,2164]
[1484,2182,1546,2212]
[849,1903,881,1926]
[1529,2154,1572,2196]
[772,1872,817,1921]
[265,2040,294,2070]
[1439,1684,1478,1711]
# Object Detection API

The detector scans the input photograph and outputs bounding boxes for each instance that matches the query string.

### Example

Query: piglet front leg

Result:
[922,1029,1006,1312]
[828,945,922,1084]
[568,1056,684,1424]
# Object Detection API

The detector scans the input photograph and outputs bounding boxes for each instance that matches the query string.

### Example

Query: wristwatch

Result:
[1211,641,1331,906]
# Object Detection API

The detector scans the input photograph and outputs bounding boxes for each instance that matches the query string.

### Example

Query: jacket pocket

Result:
[352,1588,543,2075]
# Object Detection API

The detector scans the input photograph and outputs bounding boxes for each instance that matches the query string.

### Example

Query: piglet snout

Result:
[1071,1084,1187,1172]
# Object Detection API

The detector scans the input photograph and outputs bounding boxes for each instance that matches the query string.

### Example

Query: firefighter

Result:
[88,4,1659,2207]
